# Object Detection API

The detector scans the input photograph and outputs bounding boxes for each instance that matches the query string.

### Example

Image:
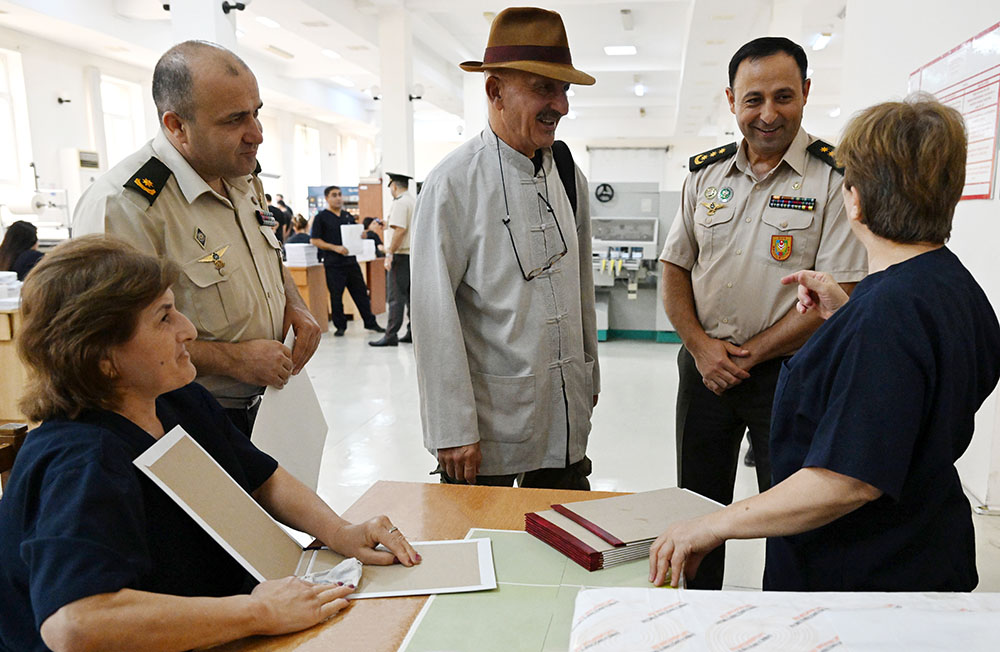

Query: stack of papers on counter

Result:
[285,243,320,266]
[525,487,720,571]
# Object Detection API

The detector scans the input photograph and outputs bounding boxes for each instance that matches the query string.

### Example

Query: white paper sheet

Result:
[341,223,376,261]
[251,330,328,490]
[570,587,1000,652]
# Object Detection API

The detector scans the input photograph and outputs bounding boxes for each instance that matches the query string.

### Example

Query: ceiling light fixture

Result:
[633,74,646,97]
[829,107,842,118]
[812,33,832,51]
[265,45,294,60]
[256,16,280,29]
[604,45,637,56]
[322,49,341,60]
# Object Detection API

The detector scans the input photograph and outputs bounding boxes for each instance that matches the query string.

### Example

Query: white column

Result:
[463,73,487,137]
[169,0,237,49]
[377,8,415,180]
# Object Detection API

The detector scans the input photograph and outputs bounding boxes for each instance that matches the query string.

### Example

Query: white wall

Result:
[0,26,375,218]
[844,1,1000,507]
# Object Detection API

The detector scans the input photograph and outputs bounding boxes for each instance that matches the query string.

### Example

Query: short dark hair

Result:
[728,37,808,89]
[265,193,272,202]
[324,185,341,197]
[0,220,38,271]
[152,40,250,121]
[362,217,374,229]
[18,236,179,421]
[390,178,409,190]
[837,96,965,245]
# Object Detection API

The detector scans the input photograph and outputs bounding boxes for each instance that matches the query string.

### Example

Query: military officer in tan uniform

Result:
[72,41,321,436]
[658,37,867,589]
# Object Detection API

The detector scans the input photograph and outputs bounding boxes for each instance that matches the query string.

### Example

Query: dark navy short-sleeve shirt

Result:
[0,383,278,652]
[310,208,357,267]
[764,247,1000,592]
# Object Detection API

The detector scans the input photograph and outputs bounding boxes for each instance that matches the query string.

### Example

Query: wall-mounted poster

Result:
[908,21,1000,200]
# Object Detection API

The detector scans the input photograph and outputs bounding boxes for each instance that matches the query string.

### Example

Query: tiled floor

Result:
[305,326,1000,592]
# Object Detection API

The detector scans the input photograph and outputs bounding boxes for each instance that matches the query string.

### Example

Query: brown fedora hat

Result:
[460,7,595,86]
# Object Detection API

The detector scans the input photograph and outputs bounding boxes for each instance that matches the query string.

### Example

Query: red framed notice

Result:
[909,21,1000,201]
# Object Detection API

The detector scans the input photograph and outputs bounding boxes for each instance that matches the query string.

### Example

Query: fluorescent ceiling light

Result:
[322,49,341,60]
[829,107,842,118]
[812,33,832,51]
[256,16,280,29]
[330,76,355,88]
[633,83,646,97]
[604,45,637,56]
[265,45,294,60]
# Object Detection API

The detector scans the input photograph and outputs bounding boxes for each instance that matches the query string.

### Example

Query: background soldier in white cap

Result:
[370,172,415,347]
[411,7,600,488]
[658,36,867,589]
[72,40,321,436]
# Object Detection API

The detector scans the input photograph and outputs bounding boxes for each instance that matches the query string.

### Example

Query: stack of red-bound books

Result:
[525,488,720,571]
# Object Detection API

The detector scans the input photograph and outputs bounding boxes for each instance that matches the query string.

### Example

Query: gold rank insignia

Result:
[199,245,230,274]
[700,201,727,217]
[806,139,844,174]
[689,142,738,172]
[123,156,173,206]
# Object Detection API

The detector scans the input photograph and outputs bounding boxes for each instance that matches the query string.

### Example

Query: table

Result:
[215,481,622,652]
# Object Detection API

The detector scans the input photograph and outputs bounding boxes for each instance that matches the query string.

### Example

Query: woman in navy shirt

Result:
[649,98,1000,591]
[0,236,420,652]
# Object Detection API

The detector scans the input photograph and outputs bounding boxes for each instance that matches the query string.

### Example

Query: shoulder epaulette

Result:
[123,156,172,206]
[689,142,738,172]
[807,139,844,174]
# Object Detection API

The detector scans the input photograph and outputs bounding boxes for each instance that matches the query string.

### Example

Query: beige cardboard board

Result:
[135,427,497,597]
[556,487,721,544]
[251,330,328,490]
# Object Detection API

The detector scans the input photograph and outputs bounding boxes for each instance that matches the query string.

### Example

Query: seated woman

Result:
[0,236,420,652]
[650,98,1000,592]
[286,214,312,244]
[362,217,386,257]
[0,220,44,280]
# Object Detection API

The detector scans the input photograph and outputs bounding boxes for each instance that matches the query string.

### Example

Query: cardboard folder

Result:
[134,426,496,598]
[525,488,721,571]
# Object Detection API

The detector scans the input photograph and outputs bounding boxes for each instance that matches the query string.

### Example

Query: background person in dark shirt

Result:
[0,236,419,652]
[0,220,43,281]
[265,193,290,243]
[309,185,384,336]
[649,98,1000,592]
[362,216,385,256]
[286,214,312,244]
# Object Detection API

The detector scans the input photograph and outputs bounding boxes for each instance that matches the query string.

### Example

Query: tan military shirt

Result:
[386,192,415,254]
[660,128,867,345]
[72,129,286,406]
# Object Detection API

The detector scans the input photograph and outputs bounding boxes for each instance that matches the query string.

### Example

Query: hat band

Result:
[483,45,572,65]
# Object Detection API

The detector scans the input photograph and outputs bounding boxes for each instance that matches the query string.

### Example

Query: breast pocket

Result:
[759,209,814,268]
[693,202,736,262]
[470,371,537,444]
[180,250,250,335]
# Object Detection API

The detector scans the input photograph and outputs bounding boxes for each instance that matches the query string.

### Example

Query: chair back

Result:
[0,423,28,495]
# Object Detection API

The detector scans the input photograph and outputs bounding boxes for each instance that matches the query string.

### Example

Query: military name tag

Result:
[769,195,816,211]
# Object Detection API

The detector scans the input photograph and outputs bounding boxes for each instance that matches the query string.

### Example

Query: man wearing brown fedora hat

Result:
[411,7,600,489]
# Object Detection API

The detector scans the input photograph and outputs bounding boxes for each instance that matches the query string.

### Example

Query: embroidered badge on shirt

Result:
[769,195,816,211]
[771,235,793,261]
[703,186,718,200]
[198,245,230,274]
[194,228,207,250]
[718,187,734,203]
[256,209,278,227]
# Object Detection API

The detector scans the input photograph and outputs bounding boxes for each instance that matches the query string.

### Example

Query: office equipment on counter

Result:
[525,488,720,571]
[134,427,497,599]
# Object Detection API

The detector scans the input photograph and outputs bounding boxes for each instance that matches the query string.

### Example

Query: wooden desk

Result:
[0,309,28,422]
[285,266,328,334]
[216,481,622,652]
